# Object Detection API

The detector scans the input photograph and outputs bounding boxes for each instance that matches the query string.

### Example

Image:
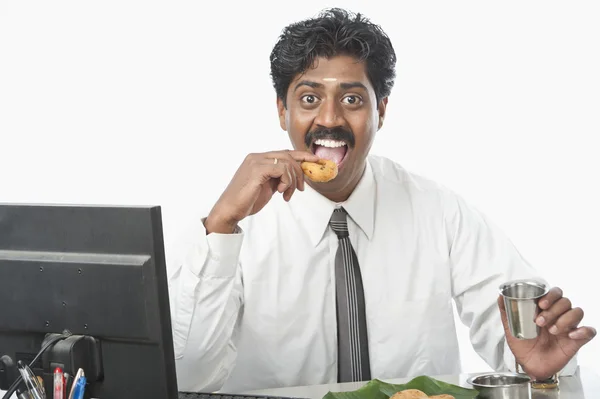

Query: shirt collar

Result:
[289,158,376,247]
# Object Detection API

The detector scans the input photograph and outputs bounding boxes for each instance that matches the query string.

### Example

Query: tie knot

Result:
[329,208,349,238]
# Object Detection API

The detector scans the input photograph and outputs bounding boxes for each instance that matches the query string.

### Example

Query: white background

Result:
[1,0,599,381]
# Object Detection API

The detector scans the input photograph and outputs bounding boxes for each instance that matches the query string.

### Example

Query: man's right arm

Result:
[167,218,245,392]
[167,149,318,391]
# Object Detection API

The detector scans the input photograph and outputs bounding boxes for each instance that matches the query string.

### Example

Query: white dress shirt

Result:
[167,154,576,393]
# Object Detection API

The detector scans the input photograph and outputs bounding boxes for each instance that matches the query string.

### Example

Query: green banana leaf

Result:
[322,376,479,399]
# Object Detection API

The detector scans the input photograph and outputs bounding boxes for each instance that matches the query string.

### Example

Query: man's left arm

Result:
[443,191,587,377]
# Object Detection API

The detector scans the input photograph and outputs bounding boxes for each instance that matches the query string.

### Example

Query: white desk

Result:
[246,366,600,399]
[2,367,598,398]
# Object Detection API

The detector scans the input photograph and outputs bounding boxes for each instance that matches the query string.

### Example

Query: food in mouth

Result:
[300,159,338,182]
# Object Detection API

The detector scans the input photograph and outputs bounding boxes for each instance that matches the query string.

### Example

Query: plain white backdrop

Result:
[1,0,599,379]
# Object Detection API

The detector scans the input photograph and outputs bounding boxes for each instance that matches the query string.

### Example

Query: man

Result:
[168,8,596,393]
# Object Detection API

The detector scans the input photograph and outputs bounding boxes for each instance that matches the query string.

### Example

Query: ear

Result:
[377,97,388,129]
[277,96,287,131]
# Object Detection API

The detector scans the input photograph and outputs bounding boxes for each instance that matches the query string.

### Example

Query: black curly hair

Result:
[270,8,396,108]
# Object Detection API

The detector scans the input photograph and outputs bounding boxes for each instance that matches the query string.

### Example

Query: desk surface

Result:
[246,366,600,399]
[1,368,597,398]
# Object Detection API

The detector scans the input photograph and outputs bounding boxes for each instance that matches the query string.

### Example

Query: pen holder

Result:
[16,361,45,399]
[40,334,102,399]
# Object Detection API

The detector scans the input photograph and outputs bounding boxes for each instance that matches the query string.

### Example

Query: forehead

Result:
[291,55,372,88]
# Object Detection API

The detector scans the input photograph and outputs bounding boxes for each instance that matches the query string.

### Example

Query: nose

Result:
[314,98,345,128]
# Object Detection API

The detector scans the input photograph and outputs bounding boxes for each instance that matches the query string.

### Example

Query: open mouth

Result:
[310,139,349,167]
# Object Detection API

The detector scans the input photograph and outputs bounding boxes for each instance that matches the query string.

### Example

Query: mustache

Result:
[304,127,356,149]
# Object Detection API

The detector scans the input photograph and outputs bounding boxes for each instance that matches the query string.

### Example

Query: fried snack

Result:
[430,395,455,399]
[389,389,429,399]
[300,159,338,182]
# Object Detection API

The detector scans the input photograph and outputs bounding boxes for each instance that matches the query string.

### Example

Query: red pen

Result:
[54,367,64,399]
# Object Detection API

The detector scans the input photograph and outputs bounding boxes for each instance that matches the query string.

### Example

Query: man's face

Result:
[277,55,387,196]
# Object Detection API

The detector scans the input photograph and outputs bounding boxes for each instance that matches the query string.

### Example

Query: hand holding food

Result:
[205,150,320,234]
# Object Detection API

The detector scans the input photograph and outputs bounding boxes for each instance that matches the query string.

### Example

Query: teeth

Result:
[314,139,347,148]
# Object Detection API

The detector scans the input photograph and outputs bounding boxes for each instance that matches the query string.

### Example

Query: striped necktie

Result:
[329,207,371,382]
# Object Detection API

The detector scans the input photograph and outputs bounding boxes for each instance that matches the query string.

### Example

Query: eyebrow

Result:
[294,80,324,92]
[293,80,369,92]
[340,82,368,91]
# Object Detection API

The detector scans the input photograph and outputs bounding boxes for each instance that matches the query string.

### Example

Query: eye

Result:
[342,95,363,105]
[301,95,320,104]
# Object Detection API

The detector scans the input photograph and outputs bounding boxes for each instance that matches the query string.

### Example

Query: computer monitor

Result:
[0,203,178,398]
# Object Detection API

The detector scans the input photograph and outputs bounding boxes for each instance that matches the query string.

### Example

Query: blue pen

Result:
[71,376,87,399]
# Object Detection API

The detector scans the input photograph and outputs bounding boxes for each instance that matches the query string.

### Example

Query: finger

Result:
[275,164,295,199]
[265,150,319,164]
[497,295,506,312]
[282,164,297,201]
[568,326,597,341]
[263,150,319,191]
[277,164,294,194]
[497,296,512,337]
[548,307,584,335]
[265,159,295,197]
[283,151,307,191]
[259,162,293,193]
[539,287,563,310]
[536,297,572,327]
[266,152,304,194]
[286,150,321,163]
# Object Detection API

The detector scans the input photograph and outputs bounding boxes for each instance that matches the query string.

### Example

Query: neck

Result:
[310,161,366,203]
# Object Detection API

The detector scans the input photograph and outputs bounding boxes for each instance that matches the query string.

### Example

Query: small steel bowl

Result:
[467,372,531,399]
